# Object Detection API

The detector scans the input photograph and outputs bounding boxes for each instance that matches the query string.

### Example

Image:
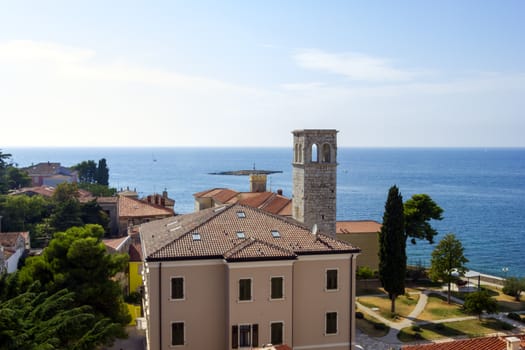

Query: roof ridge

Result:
[223,236,296,261]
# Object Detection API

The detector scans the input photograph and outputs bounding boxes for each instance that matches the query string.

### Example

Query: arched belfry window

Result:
[311,144,318,162]
[322,144,331,163]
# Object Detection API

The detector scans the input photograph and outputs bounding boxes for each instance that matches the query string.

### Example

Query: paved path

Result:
[355,289,525,350]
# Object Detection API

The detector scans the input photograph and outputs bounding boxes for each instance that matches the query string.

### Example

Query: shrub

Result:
[508,312,523,322]
[374,322,387,331]
[411,325,422,332]
[503,277,525,301]
[434,323,445,331]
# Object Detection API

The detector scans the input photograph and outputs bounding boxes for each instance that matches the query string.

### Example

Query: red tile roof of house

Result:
[0,232,28,248]
[129,242,143,261]
[336,220,381,234]
[194,188,292,216]
[103,236,130,253]
[402,334,525,350]
[118,195,173,218]
[22,162,63,176]
[140,204,360,262]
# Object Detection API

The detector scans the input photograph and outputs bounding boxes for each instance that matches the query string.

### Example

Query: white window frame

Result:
[270,321,285,345]
[325,268,339,292]
[238,278,253,302]
[171,320,185,346]
[325,311,338,336]
[170,276,185,301]
[270,276,284,301]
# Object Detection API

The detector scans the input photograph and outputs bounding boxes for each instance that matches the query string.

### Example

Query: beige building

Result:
[140,203,360,350]
[336,221,381,271]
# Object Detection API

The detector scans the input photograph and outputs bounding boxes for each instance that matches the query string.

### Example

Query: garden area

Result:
[398,318,515,342]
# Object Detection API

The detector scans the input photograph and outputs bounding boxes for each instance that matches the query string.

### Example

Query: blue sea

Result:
[7,147,525,278]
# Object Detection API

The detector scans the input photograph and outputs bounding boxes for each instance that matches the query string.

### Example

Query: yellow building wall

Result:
[129,261,143,294]
[337,232,379,271]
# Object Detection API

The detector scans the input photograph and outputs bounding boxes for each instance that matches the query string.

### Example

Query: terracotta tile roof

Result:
[140,204,360,262]
[118,195,173,218]
[402,334,525,350]
[129,242,143,261]
[96,196,119,203]
[224,237,297,262]
[195,188,293,216]
[238,192,275,207]
[103,236,130,253]
[194,188,239,204]
[0,232,28,248]
[259,194,292,216]
[336,220,381,234]
[22,162,62,176]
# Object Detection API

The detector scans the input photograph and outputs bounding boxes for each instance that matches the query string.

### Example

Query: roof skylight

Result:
[236,231,246,238]
[236,211,246,218]
[271,230,281,238]
[192,233,201,241]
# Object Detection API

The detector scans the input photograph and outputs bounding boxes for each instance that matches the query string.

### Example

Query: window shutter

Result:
[232,325,238,349]
[252,324,258,347]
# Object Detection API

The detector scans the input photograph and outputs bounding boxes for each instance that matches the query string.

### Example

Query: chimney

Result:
[505,337,520,350]
[163,189,168,198]
[277,189,283,196]
[249,174,267,192]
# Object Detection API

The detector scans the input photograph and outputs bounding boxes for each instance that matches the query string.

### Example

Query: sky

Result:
[0,1,524,148]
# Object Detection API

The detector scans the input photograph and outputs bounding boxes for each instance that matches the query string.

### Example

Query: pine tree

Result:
[378,185,406,314]
[429,233,468,303]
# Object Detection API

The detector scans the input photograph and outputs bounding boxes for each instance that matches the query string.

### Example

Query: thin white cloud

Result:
[0,40,95,63]
[0,40,256,94]
[293,49,419,82]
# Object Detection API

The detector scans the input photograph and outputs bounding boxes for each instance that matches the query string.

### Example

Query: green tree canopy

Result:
[463,290,498,320]
[0,195,52,232]
[49,184,83,232]
[503,277,525,302]
[379,185,406,314]
[0,281,121,350]
[429,233,469,303]
[72,160,98,184]
[18,225,130,328]
[73,158,110,186]
[0,150,31,194]
[404,194,443,244]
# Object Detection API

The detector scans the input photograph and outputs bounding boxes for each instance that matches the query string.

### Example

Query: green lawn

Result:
[398,318,515,342]
[417,293,466,321]
[358,293,420,321]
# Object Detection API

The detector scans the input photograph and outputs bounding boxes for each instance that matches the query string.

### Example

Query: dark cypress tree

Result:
[96,158,109,186]
[379,185,406,314]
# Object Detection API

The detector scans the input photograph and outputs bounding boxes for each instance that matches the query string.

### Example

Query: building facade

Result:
[140,204,360,350]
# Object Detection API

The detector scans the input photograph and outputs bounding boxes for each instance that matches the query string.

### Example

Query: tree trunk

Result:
[447,280,451,304]
[390,294,396,314]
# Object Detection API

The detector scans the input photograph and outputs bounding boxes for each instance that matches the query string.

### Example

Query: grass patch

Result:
[418,293,466,321]
[358,293,420,321]
[398,318,515,342]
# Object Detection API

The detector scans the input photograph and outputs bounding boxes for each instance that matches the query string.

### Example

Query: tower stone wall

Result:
[292,129,338,235]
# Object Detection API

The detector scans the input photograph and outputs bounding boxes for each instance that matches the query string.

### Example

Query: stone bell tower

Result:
[292,129,338,235]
